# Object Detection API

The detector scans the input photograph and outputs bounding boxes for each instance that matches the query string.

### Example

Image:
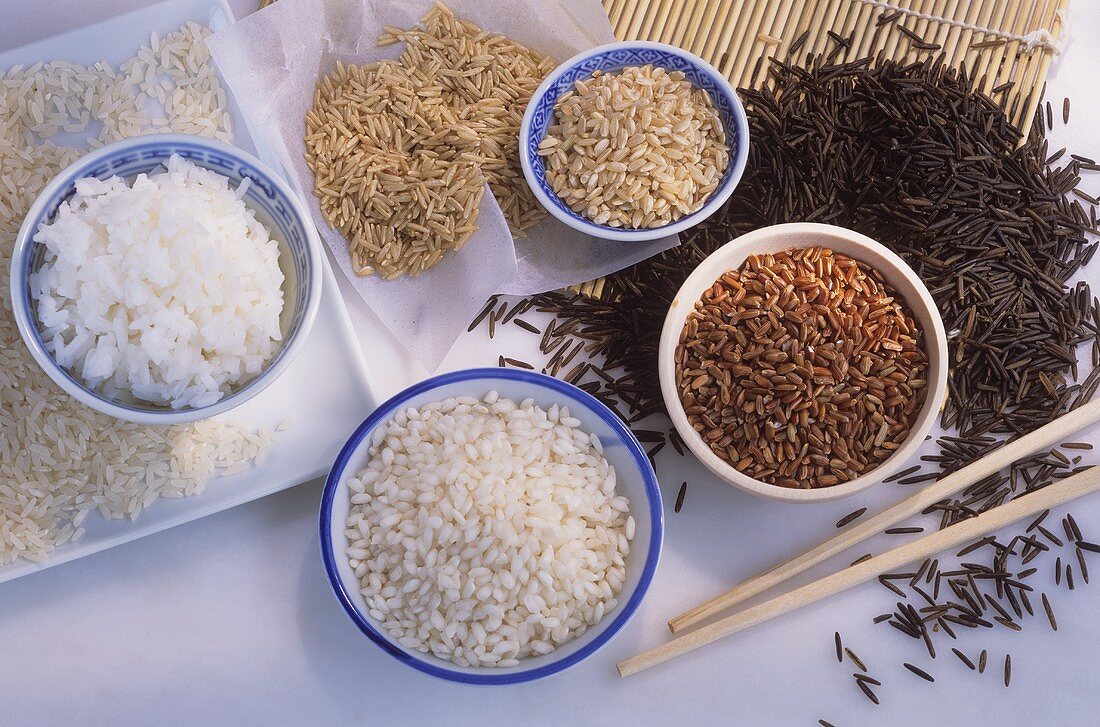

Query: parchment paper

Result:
[208,0,678,368]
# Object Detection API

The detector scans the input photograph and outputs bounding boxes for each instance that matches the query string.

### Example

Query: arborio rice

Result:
[0,23,268,566]
[345,392,633,667]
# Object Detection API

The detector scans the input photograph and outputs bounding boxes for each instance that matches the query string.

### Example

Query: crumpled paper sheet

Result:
[208,0,678,368]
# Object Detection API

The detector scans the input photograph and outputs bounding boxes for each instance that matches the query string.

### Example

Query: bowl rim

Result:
[519,39,750,242]
[8,132,323,425]
[318,367,664,685]
[657,222,950,503]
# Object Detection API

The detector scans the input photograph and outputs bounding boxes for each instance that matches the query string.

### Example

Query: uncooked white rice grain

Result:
[0,23,263,566]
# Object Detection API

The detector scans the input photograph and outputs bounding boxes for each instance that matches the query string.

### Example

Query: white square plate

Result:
[0,0,380,583]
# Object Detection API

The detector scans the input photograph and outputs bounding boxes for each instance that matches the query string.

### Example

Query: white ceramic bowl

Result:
[320,368,663,684]
[658,223,949,503]
[519,40,749,242]
[9,134,323,425]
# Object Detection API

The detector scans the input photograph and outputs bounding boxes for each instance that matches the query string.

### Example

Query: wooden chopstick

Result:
[619,464,1100,677]
[668,397,1100,634]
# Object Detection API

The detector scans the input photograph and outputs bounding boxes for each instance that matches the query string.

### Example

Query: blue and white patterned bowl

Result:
[9,133,323,425]
[520,41,750,242]
[320,368,664,685]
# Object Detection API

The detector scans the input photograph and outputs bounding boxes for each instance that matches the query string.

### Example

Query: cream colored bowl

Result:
[658,222,949,503]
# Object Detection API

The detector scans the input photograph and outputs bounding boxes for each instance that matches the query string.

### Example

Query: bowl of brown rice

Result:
[657,223,949,503]
[520,41,749,241]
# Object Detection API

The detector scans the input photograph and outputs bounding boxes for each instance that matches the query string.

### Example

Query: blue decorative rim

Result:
[319,368,664,685]
[10,133,320,420]
[521,41,750,239]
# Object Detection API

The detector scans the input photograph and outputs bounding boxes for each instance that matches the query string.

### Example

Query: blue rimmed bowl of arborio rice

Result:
[320,368,664,685]
[9,133,322,425]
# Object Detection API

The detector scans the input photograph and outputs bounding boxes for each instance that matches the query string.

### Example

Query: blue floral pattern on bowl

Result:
[521,41,749,239]
[12,133,319,420]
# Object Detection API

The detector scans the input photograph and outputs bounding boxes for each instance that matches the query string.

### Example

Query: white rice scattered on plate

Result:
[0,22,269,566]
[344,392,633,668]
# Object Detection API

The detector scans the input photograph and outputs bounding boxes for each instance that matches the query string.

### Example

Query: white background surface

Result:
[3,1,1100,725]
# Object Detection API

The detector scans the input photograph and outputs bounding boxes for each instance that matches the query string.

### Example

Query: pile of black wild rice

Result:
[474,50,1100,708]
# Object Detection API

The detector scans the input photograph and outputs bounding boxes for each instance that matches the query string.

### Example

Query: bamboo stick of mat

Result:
[619,463,1100,677]
[668,396,1100,634]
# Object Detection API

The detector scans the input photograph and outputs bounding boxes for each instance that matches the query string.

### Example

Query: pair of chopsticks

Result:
[617,398,1100,677]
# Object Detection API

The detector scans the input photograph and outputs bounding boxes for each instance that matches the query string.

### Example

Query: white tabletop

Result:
[4,1,1100,725]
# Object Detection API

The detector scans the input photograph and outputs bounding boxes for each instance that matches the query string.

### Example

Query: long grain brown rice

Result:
[304,2,555,279]
[305,60,486,279]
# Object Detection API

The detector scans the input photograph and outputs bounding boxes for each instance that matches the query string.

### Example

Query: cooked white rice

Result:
[31,154,284,409]
[0,23,269,566]
[345,392,633,667]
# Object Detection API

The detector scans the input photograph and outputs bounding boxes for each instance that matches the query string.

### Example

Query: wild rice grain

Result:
[903,663,935,682]
[468,296,500,332]
[844,647,868,672]
[513,319,541,335]
[1068,514,1083,540]
[1042,593,1058,631]
[856,679,880,705]
[884,464,921,483]
[836,508,868,528]
[952,648,976,670]
[674,481,688,513]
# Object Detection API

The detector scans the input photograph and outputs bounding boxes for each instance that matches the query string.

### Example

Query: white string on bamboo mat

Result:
[856,0,1063,52]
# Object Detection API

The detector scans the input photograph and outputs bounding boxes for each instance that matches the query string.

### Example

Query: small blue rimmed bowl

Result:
[320,368,664,685]
[9,133,322,425]
[519,40,750,242]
